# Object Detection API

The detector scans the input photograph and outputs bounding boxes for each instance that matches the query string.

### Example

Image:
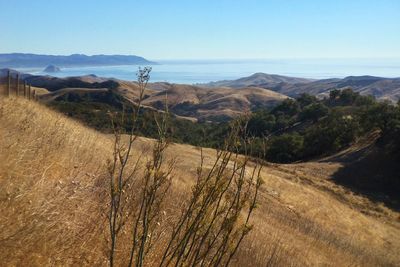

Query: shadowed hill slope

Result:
[324,133,400,210]
[1,98,400,266]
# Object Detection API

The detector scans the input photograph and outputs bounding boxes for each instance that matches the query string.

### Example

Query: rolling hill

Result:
[205,73,400,102]
[204,72,313,88]
[0,69,289,122]
[142,83,288,121]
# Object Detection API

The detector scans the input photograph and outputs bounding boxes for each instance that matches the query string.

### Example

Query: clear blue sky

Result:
[0,0,399,60]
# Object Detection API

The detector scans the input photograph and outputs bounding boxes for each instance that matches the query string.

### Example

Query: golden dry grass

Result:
[0,97,111,265]
[0,97,399,266]
[141,84,287,121]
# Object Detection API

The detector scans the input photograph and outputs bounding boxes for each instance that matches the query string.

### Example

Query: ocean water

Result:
[16,58,400,84]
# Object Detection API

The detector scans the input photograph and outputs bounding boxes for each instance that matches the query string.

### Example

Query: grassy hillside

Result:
[142,83,287,121]
[0,97,111,265]
[1,97,400,266]
[36,87,400,211]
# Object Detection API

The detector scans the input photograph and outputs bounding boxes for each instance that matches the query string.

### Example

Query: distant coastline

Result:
[0,53,157,68]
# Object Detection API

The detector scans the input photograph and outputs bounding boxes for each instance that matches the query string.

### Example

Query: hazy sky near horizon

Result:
[0,0,399,60]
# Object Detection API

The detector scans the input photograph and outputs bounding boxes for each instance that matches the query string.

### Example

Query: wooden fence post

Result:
[32,90,36,101]
[7,70,11,97]
[24,81,27,98]
[16,73,20,97]
[28,85,31,100]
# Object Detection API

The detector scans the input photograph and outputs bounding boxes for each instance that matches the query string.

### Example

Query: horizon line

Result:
[1,52,400,61]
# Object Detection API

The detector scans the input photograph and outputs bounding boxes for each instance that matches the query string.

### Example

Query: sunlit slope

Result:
[0,98,399,266]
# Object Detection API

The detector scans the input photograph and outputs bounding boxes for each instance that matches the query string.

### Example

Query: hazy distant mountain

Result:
[0,53,156,68]
[205,73,400,102]
[264,76,400,102]
[204,72,313,88]
[43,65,61,73]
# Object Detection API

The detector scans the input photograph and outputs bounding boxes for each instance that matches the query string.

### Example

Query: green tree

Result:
[247,112,275,136]
[297,93,318,108]
[266,133,304,163]
[272,98,300,117]
[329,89,341,100]
[303,112,359,157]
[354,94,375,106]
[299,103,329,122]
[360,101,399,133]
[338,88,359,105]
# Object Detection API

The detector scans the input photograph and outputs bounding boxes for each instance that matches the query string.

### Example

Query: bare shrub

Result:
[106,68,262,267]
[159,119,262,267]
[107,67,173,266]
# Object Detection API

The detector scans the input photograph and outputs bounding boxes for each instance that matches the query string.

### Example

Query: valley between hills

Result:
[2,69,400,122]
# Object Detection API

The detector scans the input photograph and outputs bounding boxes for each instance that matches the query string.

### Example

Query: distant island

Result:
[43,64,61,73]
[0,53,156,68]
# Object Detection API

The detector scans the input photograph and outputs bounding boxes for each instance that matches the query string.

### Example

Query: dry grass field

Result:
[0,97,399,266]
